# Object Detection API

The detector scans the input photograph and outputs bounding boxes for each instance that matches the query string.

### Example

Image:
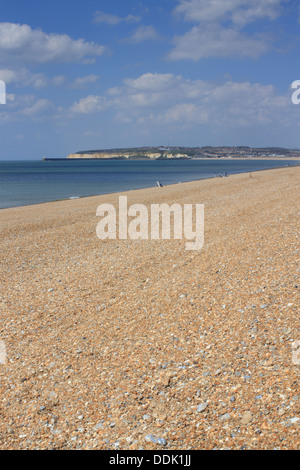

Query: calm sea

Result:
[0,158,298,209]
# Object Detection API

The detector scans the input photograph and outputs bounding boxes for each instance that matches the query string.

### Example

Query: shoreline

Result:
[1,159,299,211]
[0,165,299,450]
[43,156,300,161]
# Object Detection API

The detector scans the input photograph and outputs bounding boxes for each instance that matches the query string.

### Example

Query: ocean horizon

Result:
[0,158,299,210]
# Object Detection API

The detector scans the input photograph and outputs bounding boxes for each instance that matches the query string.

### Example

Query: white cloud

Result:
[109,73,188,110]
[174,0,284,25]
[168,26,270,60]
[0,67,67,89]
[125,25,161,43]
[0,23,106,65]
[123,73,179,91]
[169,0,286,60]
[0,93,56,123]
[22,98,54,117]
[2,72,294,133]
[0,68,45,87]
[71,74,100,88]
[93,11,141,25]
[164,103,206,123]
[68,73,292,129]
[69,95,108,114]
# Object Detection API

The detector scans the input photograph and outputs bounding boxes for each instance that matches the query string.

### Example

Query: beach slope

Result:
[0,166,299,450]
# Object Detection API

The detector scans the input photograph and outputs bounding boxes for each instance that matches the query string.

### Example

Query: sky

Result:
[0,0,300,159]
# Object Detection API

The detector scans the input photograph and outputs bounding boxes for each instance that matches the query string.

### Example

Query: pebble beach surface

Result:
[0,166,299,450]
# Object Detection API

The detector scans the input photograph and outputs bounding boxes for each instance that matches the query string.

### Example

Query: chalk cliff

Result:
[67,149,189,159]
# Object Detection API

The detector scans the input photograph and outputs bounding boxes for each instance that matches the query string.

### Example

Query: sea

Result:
[0,158,299,210]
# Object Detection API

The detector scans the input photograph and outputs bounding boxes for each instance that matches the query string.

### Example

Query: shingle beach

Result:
[0,166,299,450]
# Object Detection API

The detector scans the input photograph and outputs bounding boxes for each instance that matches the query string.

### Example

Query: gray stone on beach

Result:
[95,422,104,429]
[145,434,167,445]
[219,413,231,422]
[197,403,208,412]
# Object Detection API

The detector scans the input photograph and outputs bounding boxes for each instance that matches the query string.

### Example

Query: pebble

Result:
[219,413,231,422]
[291,341,300,365]
[1,167,299,450]
[145,434,167,446]
[197,403,208,413]
[241,411,253,425]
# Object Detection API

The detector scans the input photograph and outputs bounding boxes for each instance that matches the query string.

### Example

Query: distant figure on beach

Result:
[157,181,163,187]
[225,172,228,177]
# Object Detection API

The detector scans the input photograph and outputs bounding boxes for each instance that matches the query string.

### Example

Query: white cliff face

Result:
[67,153,117,159]
[145,153,161,159]
[67,151,189,159]
[165,153,187,158]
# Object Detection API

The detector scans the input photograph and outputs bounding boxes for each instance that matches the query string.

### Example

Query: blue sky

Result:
[0,0,300,159]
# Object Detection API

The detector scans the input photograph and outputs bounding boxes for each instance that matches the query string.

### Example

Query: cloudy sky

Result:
[0,0,300,159]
